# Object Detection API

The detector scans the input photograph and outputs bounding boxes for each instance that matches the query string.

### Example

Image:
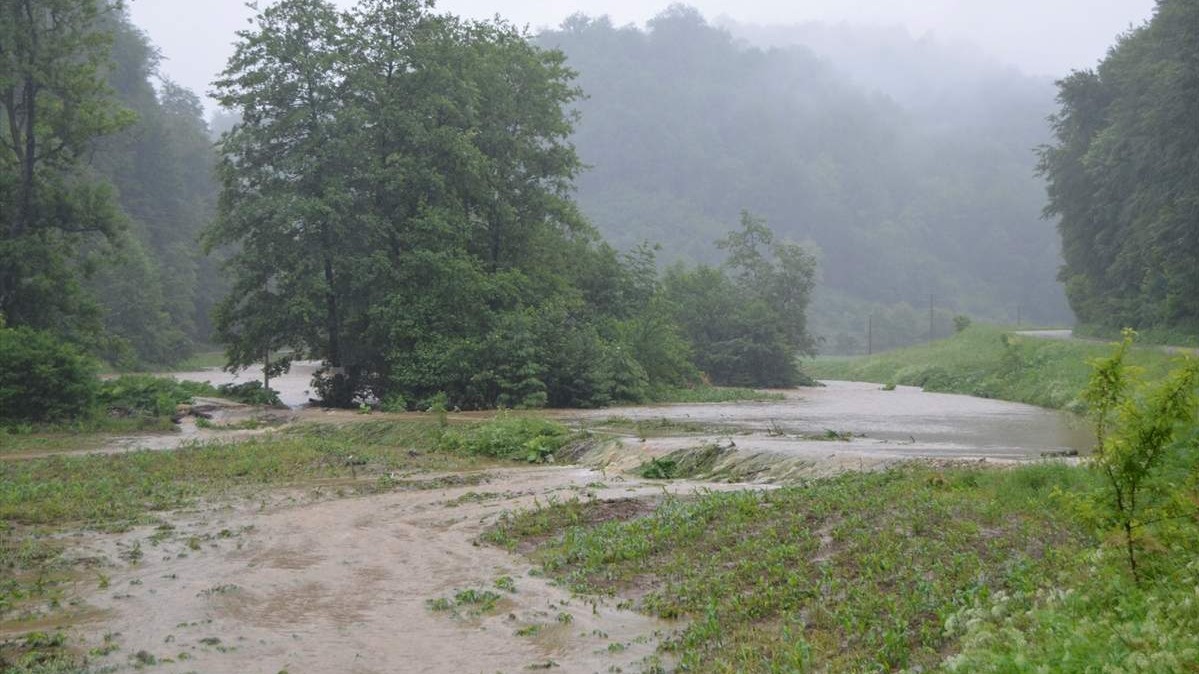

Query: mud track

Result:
[50,467,753,674]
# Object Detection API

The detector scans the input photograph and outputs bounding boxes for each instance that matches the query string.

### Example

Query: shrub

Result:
[97,375,217,418]
[216,381,282,406]
[0,327,98,423]
[1080,329,1199,581]
[439,415,570,463]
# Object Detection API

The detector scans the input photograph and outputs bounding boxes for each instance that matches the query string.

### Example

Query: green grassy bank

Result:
[487,464,1199,673]
[808,325,1184,410]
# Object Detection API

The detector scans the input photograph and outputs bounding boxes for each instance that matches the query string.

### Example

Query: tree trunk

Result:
[323,255,350,407]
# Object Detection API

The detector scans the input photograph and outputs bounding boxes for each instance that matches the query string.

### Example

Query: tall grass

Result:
[809,325,1182,410]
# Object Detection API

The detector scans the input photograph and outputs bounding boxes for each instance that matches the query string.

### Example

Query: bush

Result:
[0,327,98,423]
[438,415,571,463]
[216,381,282,406]
[97,375,217,418]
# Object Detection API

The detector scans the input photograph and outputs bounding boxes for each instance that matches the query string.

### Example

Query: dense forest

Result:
[539,8,1072,352]
[13,0,1187,416]
[0,0,815,419]
[0,3,219,369]
[1040,0,1199,338]
[89,15,222,367]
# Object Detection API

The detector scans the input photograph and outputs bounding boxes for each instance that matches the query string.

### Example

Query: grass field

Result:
[808,325,1184,410]
[486,464,1199,673]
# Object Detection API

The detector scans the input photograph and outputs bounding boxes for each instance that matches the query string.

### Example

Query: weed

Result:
[487,465,1109,672]
[427,587,503,618]
[515,624,543,637]
[638,458,678,480]
[438,415,571,463]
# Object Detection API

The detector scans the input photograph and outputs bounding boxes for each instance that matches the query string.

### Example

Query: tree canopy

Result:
[1040,0,1199,335]
[208,0,816,408]
[0,0,132,344]
[0,2,222,367]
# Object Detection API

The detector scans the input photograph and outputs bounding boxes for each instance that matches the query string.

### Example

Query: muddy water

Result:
[61,468,751,674]
[159,361,323,409]
[558,381,1093,463]
[23,382,1095,671]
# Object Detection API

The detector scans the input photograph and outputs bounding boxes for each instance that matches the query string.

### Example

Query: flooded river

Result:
[558,381,1093,463]
[160,361,323,408]
[156,364,1092,462]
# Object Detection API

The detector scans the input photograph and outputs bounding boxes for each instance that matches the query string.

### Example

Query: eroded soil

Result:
[31,468,752,674]
[2,382,1095,672]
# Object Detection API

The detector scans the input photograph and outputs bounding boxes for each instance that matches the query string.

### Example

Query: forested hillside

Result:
[89,14,221,366]
[0,3,219,369]
[1041,0,1199,338]
[540,8,1072,351]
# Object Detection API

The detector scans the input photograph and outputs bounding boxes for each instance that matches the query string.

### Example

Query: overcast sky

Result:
[129,0,1156,111]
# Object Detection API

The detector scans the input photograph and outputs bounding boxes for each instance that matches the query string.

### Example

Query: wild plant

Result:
[1081,328,1199,581]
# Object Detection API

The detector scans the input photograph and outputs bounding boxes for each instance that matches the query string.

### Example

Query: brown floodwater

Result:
[18,380,1097,671]
[159,361,323,409]
[556,380,1094,462]
[52,468,755,674]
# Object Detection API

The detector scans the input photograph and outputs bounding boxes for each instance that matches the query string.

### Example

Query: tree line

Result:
[1040,0,1199,338]
[537,8,1072,351]
[0,1,219,368]
[0,0,817,420]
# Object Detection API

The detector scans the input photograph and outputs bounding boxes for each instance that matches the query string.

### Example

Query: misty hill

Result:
[539,7,1071,351]
[88,13,221,366]
[719,18,1056,142]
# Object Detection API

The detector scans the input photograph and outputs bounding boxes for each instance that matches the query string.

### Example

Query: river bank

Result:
[808,325,1186,411]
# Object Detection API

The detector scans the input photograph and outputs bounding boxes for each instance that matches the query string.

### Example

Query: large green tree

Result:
[0,0,132,341]
[210,0,634,408]
[1041,0,1199,334]
[665,213,817,388]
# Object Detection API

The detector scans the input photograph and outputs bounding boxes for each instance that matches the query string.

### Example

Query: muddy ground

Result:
[27,468,755,674]
[2,382,1093,673]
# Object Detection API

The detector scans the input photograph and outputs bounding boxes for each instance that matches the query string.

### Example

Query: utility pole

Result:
[929,294,935,344]
[868,315,874,356]
[264,348,271,391]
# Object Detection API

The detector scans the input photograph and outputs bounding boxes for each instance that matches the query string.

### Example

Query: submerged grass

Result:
[0,415,572,669]
[809,325,1182,410]
[484,464,1199,672]
[648,386,786,404]
[0,417,562,527]
[0,417,177,456]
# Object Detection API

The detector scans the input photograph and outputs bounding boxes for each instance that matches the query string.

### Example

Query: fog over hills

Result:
[540,9,1071,352]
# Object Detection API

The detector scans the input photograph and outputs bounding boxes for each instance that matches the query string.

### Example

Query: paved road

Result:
[1015,329,1198,355]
